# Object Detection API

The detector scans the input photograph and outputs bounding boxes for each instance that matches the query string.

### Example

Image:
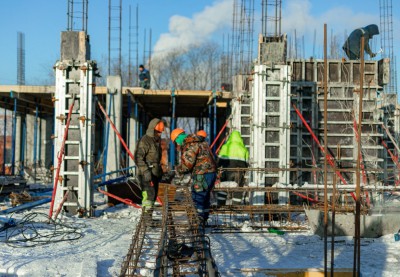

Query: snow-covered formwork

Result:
[53,31,96,216]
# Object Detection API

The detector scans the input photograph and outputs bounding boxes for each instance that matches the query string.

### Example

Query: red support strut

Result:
[49,100,75,219]
[292,103,356,201]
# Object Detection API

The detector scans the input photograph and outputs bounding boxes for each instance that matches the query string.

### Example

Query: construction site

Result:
[1,0,400,276]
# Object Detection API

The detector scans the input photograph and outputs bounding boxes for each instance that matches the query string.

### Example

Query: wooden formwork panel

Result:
[289,59,379,86]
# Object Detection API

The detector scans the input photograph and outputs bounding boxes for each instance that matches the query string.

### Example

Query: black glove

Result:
[143,169,152,182]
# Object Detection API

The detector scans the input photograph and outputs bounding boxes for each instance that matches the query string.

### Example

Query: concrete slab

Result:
[305,208,400,238]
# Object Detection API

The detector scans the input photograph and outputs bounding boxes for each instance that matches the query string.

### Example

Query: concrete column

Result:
[15,114,22,168]
[128,96,137,169]
[40,115,53,168]
[106,75,122,178]
[26,114,35,167]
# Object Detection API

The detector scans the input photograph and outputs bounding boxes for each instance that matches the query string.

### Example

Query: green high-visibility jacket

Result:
[218,131,249,163]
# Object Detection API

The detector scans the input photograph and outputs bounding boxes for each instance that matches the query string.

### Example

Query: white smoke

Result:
[281,0,380,57]
[153,0,233,56]
[282,0,379,35]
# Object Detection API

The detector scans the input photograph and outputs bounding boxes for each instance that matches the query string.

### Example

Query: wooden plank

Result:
[0,85,232,100]
[235,268,353,277]
[0,85,55,94]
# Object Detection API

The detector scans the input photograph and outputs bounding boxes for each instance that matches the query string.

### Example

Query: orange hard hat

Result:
[154,121,165,132]
[196,130,207,138]
[171,128,185,142]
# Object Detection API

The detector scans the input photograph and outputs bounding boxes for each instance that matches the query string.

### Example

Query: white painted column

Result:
[106,75,122,179]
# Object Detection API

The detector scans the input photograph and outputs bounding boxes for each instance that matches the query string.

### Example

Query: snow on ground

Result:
[0,200,141,277]
[2,193,400,276]
[211,230,400,276]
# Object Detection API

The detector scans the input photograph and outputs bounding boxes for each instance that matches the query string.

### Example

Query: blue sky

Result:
[0,0,398,85]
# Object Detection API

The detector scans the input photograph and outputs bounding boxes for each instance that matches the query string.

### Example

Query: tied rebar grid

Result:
[210,186,369,232]
[120,186,218,276]
[120,187,168,276]
[166,187,210,276]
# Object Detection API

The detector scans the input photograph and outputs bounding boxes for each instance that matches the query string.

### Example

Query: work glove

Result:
[143,169,152,182]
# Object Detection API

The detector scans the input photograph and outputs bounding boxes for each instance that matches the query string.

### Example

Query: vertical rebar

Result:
[313,29,316,58]
[67,0,88,32]
[128,5,132,86]
[108,0,111,75]
[135,5,139,86]
[354,36,365,277]
[331,153,338,277]
[261,0,265,36]
[294,29,297,59]
[108,0,122,75]
[323,23,329,276]
[118,0,122,76]
[379,0,397,94]
[17,32,25,85]
[278,0,281,37]
[149,28,152,72]
[67,0,71,31]
[274,0,278,37]
[143,29,146,65]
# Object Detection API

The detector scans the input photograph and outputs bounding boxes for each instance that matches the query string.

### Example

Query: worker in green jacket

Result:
[217,130,249,206]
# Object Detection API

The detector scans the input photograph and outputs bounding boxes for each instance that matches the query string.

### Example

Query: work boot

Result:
[167,239,194,260]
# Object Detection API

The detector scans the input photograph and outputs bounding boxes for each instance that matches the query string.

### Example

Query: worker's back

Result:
[342,24,379,59]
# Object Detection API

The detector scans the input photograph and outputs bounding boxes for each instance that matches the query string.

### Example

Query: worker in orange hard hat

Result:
[134,118,165,224]
[196,130,207,142]
[171,128,217,227]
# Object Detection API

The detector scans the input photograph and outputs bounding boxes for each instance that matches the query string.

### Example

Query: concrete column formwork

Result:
[53,31,95,216]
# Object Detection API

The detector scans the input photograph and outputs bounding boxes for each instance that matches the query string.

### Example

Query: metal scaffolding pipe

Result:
[213,90,217,153]
[127,93,132,167]
[2,101,6,174]
[11,94,17,175]
[20,113,26,176]
[33,104,39,180]
[134,101,139,141]
[208,104,212,145]
[102,96,113,183]
[170,88,176,167]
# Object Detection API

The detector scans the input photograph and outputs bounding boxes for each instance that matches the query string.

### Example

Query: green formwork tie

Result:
[268,228,285,235]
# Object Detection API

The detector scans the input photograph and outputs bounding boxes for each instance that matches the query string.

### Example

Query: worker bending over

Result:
[171,129,217,226]
[343,24,379,60]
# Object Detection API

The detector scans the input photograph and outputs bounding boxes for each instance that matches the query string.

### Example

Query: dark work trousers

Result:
[217,159,247,206]
[139,174,160,210]
[191,172,216,221]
